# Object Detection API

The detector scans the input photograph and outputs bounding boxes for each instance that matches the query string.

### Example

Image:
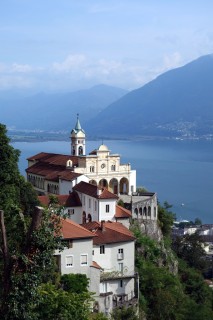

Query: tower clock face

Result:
[101,163,106,169]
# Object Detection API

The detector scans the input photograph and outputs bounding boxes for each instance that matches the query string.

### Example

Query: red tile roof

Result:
[38,192,82,207]
[115,205,132,219]
[61,219,95,240]
[91,261,102,269]
[82,221,135,245]
[27,152,79,167]
[26,162,81,183]
[73,181,118,200]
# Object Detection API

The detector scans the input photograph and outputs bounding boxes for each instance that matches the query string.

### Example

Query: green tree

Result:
[0,124,63,319]
[111,306,138,320]
[61,273,89,294]
[35,282,92,320]
[158,202,175,238]
[172,233,208,271]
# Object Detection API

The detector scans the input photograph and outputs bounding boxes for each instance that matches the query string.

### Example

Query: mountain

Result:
[0,84,127,131]
[86,55,213,138]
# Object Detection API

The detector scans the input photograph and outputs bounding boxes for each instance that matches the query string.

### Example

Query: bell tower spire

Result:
[70,114,86,156]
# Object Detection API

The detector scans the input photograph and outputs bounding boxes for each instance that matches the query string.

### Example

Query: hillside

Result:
[86,54,213,139]
[0,84,127,131]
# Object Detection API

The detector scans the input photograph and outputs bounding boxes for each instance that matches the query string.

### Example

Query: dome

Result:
[98,144,109,151]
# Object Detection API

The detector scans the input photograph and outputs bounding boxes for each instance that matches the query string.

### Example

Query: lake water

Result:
[12,139,213,224]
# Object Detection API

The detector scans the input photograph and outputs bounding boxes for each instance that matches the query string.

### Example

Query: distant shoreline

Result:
[9,133,213,143]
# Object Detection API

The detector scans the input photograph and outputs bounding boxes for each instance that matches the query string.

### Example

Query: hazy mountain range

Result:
[86,54,213,139]
[2,54,213,139]
[1,85,127,131]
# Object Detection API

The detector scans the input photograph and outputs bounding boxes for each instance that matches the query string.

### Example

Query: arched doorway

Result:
[109,178,118,194]
[89,180,97,186]
[120,177,129,194]
[99,179,108,189]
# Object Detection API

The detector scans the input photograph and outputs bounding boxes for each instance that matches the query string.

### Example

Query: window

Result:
[118,263,123,274]
[106,204,109,213]
[118,248,124,260]
[90,166,95,173]
[68,209,74,216]
[100,245,105,254]
[120,280,123,287]
[83,196,85,206]
[66,255,73,267]
[95,201,97,211]
[68,240,73,248]
[80,254,88,266]
[89,199,91,208]
[92,250,94,256]
[111,164,116,171]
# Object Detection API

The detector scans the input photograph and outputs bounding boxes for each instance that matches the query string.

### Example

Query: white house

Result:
[38,181,132,228]
[82,220,137,315]
[54,218,100,296]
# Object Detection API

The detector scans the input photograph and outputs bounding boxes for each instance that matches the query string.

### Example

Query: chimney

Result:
[101,220,105,231]
[97,188,102,196]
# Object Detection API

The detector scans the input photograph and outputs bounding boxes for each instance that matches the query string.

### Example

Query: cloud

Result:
[52,54,86,72]
[11,63,33,73]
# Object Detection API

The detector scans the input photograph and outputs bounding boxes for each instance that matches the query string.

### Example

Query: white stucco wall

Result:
[59,175,89,194]
[55,238,93,279]
[100,278,135,298]
[130,170,136,193]
[93,241,135,277]
[98,199,116,221]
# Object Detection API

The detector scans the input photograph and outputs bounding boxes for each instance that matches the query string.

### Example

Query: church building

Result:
[26,115,136,196]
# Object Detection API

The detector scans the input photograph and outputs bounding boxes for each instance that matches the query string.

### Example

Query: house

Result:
[82,220,137,315]
[38,181,132,227]
[54,218,100,297]
[54,217,137,316]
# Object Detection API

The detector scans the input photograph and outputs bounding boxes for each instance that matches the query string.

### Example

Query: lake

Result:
[12,139,213,224]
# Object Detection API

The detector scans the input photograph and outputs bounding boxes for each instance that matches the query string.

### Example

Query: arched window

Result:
[79,146,83,155]
[88,214,92,222]
[148,206,151,217]
[139,208,142,215]
[66,159,73,167]
[111,164,116,171]
[143,207,147,216]
[134,208,138,215]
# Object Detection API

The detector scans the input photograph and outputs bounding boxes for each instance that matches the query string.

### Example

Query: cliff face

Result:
[138,219,163,242]
[133,219,178,275]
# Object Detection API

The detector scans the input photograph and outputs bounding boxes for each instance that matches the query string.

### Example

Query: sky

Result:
[1,0,213,93]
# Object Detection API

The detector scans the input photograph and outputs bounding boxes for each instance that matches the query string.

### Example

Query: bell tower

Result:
[70,114,86,156]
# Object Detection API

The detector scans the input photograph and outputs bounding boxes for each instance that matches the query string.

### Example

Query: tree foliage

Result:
[158,201,175,238]
[133,220,213,319]
[0,124,63,319]
[172,233,208,271]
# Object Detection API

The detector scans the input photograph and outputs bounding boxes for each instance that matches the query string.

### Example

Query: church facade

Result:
[26,116,136,196]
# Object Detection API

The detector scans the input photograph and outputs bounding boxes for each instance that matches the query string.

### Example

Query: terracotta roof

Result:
[27,152,79,167]
[115,205,132,219]
[61,219,95,240]
[73,181,118,200]
[26,162,81,183]
[82,221,135,245]
[38,192,82,207]
[91,261,102,270]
